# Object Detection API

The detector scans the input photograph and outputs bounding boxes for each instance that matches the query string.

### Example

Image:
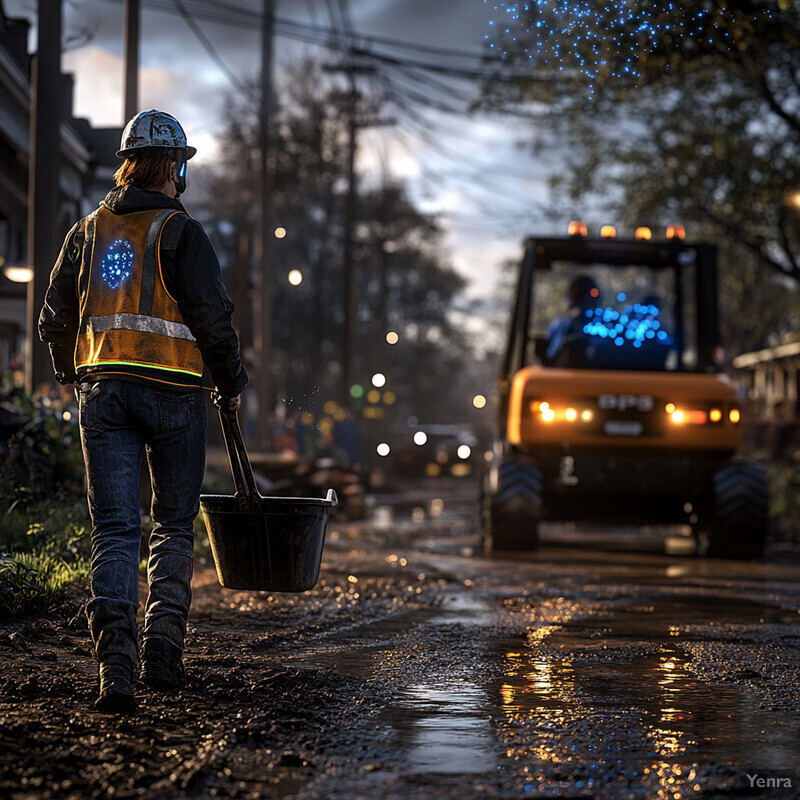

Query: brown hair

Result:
[114,154,174,191]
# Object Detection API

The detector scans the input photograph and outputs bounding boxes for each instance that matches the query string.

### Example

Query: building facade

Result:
[732,337,800,423]
[0,2,120,378]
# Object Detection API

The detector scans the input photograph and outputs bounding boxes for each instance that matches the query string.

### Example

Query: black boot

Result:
[140,638,185,691]
[96,654,136,713]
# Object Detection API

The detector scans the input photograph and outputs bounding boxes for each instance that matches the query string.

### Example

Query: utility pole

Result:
[341,70,358,408]
[255,0,275,451]
[26,0,63,393]
[232,224,252,437]
[123,0,140,122]
[323,62,391,408]
[377,188,392,343]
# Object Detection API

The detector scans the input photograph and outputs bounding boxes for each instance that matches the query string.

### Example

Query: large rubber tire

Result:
[701,462,768,559]
[486,461,543,552]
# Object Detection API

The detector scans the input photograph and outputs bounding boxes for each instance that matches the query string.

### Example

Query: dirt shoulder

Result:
[0,542,461,800]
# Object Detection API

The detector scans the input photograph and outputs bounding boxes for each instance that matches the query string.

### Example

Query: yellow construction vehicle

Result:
[482,225,767,558]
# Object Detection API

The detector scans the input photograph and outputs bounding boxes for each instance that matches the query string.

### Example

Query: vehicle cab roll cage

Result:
[501,236,721,388]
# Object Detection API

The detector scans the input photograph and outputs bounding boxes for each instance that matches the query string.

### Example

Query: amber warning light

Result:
[666,224,686,240]
[568,220,588,237]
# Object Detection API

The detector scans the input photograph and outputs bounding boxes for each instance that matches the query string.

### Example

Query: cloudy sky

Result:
[7,0,562,303]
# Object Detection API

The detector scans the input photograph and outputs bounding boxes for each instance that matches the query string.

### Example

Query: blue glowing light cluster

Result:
[582,298,671,349]
[483,1,771,92]
[101,239,134,289]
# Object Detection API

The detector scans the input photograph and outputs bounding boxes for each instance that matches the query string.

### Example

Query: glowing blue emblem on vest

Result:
[101,239,134,289]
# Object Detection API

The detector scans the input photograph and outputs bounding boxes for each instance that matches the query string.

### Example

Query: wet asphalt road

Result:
[2,475,800,799]
[299,475,800,799]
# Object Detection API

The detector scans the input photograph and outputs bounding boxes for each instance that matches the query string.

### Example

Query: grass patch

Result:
[0,550,90,622]
[2,499,90,552]
[0,500,91,622]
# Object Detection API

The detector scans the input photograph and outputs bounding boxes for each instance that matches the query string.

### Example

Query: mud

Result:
[2,477,800,799]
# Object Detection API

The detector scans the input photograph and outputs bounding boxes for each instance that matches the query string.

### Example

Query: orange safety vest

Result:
[75,206,205,388]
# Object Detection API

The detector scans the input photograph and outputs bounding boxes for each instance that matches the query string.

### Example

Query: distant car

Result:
[389,423,479,477]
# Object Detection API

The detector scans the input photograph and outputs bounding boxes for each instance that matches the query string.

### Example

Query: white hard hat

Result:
[116,109,197,159]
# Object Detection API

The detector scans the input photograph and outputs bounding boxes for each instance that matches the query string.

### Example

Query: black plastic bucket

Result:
[200,410,337,591]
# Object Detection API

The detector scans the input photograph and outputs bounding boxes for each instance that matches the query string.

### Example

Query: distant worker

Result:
[545,274,600,367]
[39,110,248,713]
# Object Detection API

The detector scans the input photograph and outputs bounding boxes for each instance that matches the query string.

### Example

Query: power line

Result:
[344,45,542,84]
[386,89,546,204]
[170,0,251,95]
[134,0,496,62]
[379,70,545,156]
[102,0,545,81]
[101,0,551,224]
[390,122,537,220]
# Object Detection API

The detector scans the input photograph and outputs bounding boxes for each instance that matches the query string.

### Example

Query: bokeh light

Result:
[3,265,34,283]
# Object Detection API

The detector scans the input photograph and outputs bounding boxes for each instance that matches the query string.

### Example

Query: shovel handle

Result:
[218,409,259,500]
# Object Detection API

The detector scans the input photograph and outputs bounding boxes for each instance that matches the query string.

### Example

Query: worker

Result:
[545,274,600,367]
[38,110,248,713]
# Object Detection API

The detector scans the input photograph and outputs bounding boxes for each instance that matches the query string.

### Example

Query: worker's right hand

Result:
[211,391,241,414]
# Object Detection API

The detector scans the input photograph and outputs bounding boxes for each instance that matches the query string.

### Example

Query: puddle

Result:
[493,596,800,771]
[431,592,495,626]
[287,595,502,777]
[290,592,800,788]
[494,645,800,767]
[377,682,496,775]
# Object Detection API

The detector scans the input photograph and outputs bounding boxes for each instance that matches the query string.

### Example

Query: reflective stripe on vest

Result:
[85,313,196,342]
[75,206,204,380]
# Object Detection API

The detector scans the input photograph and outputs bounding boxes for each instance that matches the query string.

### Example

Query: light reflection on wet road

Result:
[383,683,495,775]
[308,478,800,798]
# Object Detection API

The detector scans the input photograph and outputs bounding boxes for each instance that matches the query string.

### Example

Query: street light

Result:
[371,372,386,388]
[288,269,303,286]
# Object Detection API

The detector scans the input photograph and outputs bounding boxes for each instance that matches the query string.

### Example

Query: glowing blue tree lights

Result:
[483,1,773,93]
[101,239,134,289]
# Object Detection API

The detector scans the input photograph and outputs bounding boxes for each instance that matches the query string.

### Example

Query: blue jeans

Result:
[79,379,206,663]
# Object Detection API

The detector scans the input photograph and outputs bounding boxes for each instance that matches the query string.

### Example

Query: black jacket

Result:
[39,186,248,397]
